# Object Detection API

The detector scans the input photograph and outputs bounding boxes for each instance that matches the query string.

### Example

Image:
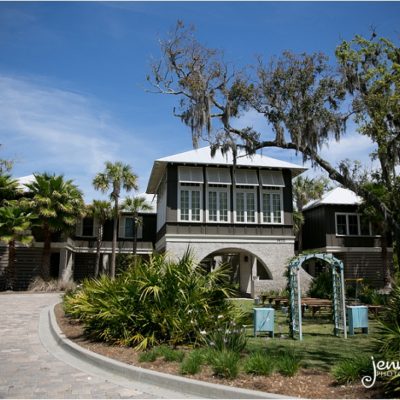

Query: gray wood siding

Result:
[0,247,7,291]
[303,204,382,250]
[334,252,387,288]
[163,223,293,237]
[0,247,43,291]
[166,164,178,222]
[325,205,381,247]
[74,253,95,282]
[302,207,327,249]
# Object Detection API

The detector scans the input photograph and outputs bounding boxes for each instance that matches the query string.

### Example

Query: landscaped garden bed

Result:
[55,301,385,398]
[59,253,397,398]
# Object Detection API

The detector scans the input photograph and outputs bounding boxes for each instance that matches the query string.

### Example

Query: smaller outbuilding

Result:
[301,187,390,287]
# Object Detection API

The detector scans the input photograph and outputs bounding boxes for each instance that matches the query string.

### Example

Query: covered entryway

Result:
[200,248,272,297]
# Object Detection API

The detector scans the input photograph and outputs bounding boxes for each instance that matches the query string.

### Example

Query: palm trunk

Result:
[41,225,51,281]
[94,225,103,278]
[111,199,118,279]
[6,240,16,290]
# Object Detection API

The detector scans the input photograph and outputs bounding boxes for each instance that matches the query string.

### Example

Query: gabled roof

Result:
[303,187,363,211]
[17,174,35,191]
[146,146,307,194]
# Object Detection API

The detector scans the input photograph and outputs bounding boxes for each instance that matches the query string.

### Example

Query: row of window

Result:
[335,213,373,236]
[179,184,283,224]
[78,216,143,239]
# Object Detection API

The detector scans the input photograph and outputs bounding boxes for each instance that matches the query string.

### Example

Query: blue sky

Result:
[1,1,399,201]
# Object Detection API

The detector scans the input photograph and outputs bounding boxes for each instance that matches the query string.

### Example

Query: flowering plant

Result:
[200,315,247,352]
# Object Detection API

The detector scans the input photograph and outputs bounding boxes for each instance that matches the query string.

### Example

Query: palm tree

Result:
[25,173,85,281]
[122,195,153,255]
[93,162,138,279]
[87,200,113,278]
[0,201,34,290]
[0,174,20,205]
[293,176,330,253]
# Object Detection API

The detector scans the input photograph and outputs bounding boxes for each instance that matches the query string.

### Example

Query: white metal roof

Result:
[16,174,35,191]
[303,187,363,211]
[146,146,306,194]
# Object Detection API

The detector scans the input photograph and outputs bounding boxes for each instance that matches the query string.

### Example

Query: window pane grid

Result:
[262,191,282,224]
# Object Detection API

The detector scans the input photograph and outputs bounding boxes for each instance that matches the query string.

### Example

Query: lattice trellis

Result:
[288,253,347,341]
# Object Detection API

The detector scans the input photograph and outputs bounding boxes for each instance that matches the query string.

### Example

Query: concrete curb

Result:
[47,304,291,399]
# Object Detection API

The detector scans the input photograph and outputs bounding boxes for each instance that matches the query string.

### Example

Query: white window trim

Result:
[260,188,284,225]
[206,185,231,223]
[178,183,203,223]
[335,212,372,237]
[119,215,143,239]
[233,186,258,224]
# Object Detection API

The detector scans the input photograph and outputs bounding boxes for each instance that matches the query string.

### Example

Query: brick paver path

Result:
[0,293,185,399]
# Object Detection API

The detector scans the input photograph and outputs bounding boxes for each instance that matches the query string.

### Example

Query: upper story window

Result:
[234,187,257,223]
[119,215,143,239]
[178,166,203,222]
[233,169,258,224]
[335,213,372,236]
[260,170,285,225]
[76,217,97,237]
[207,185,230,222]
[261,188,283,224]
[206,168,231,223]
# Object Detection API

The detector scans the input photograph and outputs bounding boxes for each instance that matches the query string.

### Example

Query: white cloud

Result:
[0,74,155,201]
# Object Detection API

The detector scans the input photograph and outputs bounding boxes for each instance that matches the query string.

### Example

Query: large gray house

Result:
[146,146,307,296]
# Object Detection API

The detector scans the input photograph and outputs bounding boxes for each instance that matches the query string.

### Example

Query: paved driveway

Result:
[0,293,188,399]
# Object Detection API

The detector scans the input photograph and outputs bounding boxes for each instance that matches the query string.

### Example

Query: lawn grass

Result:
[230,298,378,372]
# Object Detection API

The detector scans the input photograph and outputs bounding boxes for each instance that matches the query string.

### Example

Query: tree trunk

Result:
[6,240,16,290]
[298,231,303,254]
[41,226,51,281]
[94,225,103,278]
[111,199,118,279]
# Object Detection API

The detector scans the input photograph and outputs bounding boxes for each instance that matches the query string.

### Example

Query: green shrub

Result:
[331,355,373,384]
[63,251,238,350]
[308,270,332,299]
[179,350,205,375]
[375,283,400,395]
[244,351,274,376]
[138,349,158,363]
[209,350,240,379]
[157,345,185,362]
[275,349,302,377]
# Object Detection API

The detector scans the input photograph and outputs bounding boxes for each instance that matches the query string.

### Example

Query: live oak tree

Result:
[148,22,400,270]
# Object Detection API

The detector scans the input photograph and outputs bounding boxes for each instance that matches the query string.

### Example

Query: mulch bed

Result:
[54,304,385,399]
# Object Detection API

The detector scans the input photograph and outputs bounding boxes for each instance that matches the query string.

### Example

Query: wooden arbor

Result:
[288,253,347,340]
